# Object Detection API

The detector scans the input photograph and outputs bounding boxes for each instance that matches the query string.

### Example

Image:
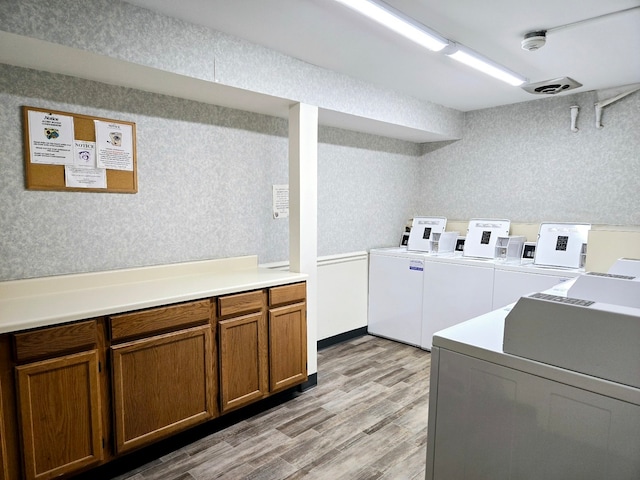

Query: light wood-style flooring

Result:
[110,335,431,480]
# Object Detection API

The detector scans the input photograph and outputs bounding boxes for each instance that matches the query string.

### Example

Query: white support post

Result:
[289,103,318,375]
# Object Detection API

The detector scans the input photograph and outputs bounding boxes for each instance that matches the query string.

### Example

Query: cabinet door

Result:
[16,350,103,480]
[219,312,268,413]
[111,325,214,454]
[269,303,307,393]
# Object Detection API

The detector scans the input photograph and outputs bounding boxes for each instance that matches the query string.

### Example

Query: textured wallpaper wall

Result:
[0,65,422,280]
[318,127,422,256]
[0,65,289,280]
[419,90,640,225]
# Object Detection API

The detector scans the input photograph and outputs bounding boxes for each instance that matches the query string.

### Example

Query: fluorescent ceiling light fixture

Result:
[331,0,527,87]
[332,0,449,52]
[447,46,527,86]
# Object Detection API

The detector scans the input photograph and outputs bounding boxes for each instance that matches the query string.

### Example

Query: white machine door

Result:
[421,260,494,350]
[368,253,424,346]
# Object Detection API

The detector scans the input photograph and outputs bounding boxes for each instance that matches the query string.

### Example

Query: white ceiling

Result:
[124,0,640,112]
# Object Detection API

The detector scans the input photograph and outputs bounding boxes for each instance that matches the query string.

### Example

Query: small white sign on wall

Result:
[272,185,289,219]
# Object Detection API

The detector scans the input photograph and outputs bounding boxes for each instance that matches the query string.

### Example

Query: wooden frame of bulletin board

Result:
[22,106,138,193]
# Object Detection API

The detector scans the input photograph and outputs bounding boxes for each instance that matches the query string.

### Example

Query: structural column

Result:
[289,103,318,375]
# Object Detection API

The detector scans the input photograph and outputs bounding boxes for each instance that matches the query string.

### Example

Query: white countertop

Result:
[432,279,640,406]
[0,256,307,334]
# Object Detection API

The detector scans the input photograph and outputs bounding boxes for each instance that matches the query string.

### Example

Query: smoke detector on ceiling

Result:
[521,31,546,51]
[521,77,583,95]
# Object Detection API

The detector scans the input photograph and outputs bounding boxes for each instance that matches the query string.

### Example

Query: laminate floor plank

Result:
[139,442,234,479]
[320,382,390,413]
[248,429,320,469]
[112,335,430,480]
[275,407,337,438]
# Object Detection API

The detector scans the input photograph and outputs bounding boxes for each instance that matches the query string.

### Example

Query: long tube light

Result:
[331,0,528,87]
[332,0,449,52]
[447,45,527,86]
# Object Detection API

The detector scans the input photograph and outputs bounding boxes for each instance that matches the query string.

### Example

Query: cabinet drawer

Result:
[269,282,306,307]
[12,320,98,363]
[218,290,264,318]
[110,299,212,341]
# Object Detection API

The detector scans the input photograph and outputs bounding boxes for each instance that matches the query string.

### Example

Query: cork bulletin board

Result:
[22,106,137,193]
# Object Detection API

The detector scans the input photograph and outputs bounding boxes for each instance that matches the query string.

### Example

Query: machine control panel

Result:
[530,292,594,307]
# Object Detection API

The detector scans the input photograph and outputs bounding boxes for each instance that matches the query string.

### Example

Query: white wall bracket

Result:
[570,105,579,132]
[595,86,640,129]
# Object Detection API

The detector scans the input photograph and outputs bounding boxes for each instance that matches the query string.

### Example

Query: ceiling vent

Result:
[522,77,583,95]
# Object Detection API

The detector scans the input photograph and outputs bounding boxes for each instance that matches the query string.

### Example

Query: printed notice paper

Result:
[95,120,133,171]
[28,110,75,165]
[66,140,106,188]
[272,185,289,219]
[64,165,107,189]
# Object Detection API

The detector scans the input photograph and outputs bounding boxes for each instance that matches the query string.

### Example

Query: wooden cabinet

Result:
[217,284,308,412]
[0,380,10,480]
[218,291,268,413]
[16,350,103,480]
[218,283,307,413]
[0,279,305,479]
[268,283,307,393]
[109,301,215,454]
[11,321,103,480]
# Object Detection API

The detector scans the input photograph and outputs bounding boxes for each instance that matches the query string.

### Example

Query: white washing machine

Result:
[420,254,496,350]
[491,222,589,309]
[492,262,580,309]
[368,247,429,346]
